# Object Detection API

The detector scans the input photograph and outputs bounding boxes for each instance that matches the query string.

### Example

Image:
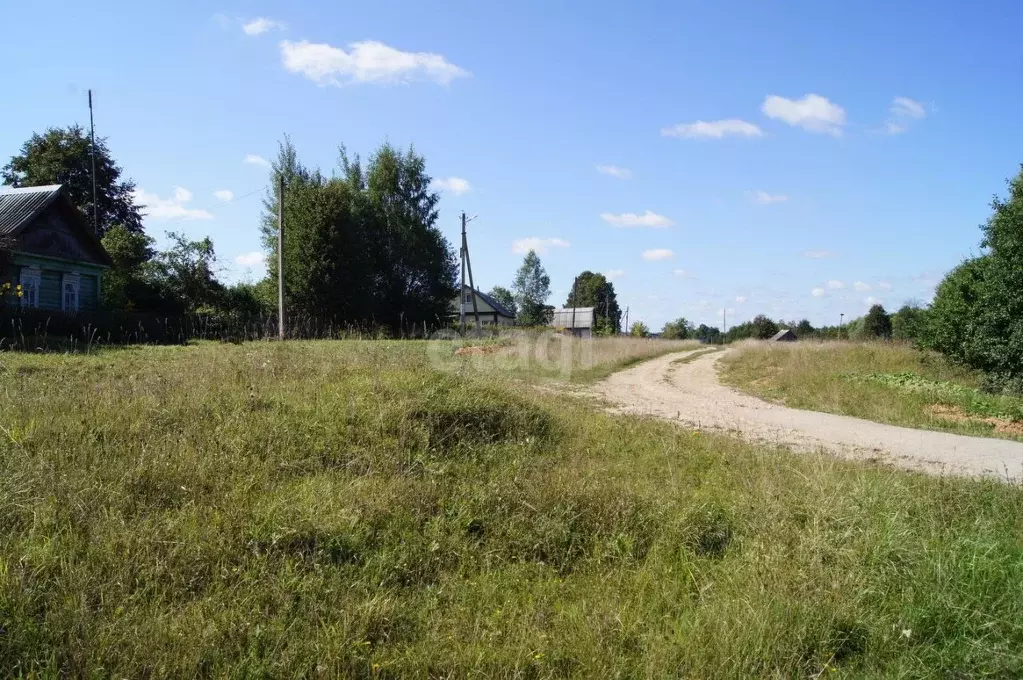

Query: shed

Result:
[0,185,112,312]
[551,307,594,338]
[770,329,797,342]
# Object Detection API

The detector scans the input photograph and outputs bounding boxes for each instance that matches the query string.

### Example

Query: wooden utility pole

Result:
[88,90,99,235]
[277,174,285,341]
[461,212,482,335]
[624,306,629,335]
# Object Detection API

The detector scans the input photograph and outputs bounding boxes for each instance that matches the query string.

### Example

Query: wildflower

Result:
[901,628,912,639]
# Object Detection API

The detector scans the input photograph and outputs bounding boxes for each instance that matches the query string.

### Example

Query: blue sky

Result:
[5,0,1023,330]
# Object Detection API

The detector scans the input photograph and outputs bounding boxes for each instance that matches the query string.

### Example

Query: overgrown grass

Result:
[720,341,1023,440]
[2,340,1023,676]
[438,331,700,383]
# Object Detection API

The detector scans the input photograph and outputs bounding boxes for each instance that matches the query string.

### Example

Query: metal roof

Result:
[551,307,594,329]
[770,329,797,341]
[0,185,63,236]
[460,285,516,319]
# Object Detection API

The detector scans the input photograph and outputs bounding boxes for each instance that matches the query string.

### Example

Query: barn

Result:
[770,329,798,342]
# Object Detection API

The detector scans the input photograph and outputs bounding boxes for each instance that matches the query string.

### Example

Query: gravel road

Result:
[589,349,1023,480]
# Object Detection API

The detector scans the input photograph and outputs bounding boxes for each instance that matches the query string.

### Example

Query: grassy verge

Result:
[670,346,721,366]
[439,332,700,383]
[719,341,1023,440]
[2,341,1023,676]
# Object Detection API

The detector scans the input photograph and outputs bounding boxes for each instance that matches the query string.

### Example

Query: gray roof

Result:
[770,329,797,341]
[0,185,63,236]
[551,307,594,329]
[460,285,515,318]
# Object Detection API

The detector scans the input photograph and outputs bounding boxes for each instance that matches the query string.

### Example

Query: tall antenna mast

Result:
[88,90,99,235]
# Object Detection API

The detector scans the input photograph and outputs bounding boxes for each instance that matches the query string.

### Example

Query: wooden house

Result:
[0,185,113,312]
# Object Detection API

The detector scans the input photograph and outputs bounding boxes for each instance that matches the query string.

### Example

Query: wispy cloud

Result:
[826,280,845,290]
[244,154,271,168]
[748,190,789,205]
[761,94,846,136]
[673,269,697,279]
[881,96,928,135]
[661,119,763,139]
[596,164,631,179]
[512,237,570,255]
[134,187,213,221]
[280,39,469,86]
[854,281,871,292]
[213,189,234,202]
[803,249,836,259]
[643,248,674,261]
[878,281,893,291]
[600,210,674,228]
[811,287,827,298]
[864,296,884,306]
[605,269,625,280]
[243,17,286,36]
[735,295,747,303]
[236,252,266,267]
[434,177,471,195]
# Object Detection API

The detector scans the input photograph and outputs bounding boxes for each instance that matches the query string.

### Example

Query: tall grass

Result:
[720,340,1023,439]
[1,341,1022,676]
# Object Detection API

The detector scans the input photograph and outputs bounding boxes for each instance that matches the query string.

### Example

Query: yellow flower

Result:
[16,291,22,298]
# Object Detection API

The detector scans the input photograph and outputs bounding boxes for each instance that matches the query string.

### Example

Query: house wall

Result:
[9,254,103,312]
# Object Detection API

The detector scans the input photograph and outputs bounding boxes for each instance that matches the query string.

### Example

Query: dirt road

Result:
[589,349,1023,480]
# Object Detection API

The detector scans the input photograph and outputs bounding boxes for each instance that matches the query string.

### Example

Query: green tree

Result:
[487,286,517,317]
[751,314,779,340]
[149,232,224,313]
[862,304,892,339]
[661,317,693,339]
[100,225,158,311]
[891,303,928,342]
[565,271,622,335]
[795,319,815,337]
[261,139,457,330]
[2,125,143,236]
[694,323,722,343]
[924,257,989,367]
[630,321,649,337]
[513,250,552,326]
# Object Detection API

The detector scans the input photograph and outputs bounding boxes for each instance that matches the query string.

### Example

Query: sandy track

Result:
[589,349,1023,480]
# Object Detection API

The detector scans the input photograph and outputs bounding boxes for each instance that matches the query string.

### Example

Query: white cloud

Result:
[673,269,697,278]
[280,39,469,86]
[244,154,271,167]
[605,269,625,280]
[243,17,285,36]
[811,287,827,298]
[134,187,213,221]
[761,94,846,136]
[236,252,266,267]
[596,164,631,179]
[854,281,871,292]
[826,280,845,290]
[434,177,471,195]
[600,210,674,228]
[878,281,892,291]
[882,97,928,135]
[735,295,747,304]
[864,296,884,306]
[511,237,570,255]
[803,249,836,259]
[661,119,763,139]
[891,97,926,119]
[748,190,789,205]
[643,248,674,261]
[214,189,234,202]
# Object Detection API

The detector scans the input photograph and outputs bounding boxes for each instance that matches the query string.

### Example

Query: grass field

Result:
[720,341,1023,441]
[2,340,1023,676]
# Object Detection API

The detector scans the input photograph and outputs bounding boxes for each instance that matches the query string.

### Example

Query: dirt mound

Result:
[454,344,504,357]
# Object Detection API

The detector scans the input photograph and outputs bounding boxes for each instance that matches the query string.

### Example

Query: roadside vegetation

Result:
[720,342,1023,440]
[2,340,1023,677]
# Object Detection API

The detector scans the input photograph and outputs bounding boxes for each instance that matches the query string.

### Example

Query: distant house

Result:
[451,285,516,326]
[551,307,594,338]
[770,329,797,342]
[0,185,112,313]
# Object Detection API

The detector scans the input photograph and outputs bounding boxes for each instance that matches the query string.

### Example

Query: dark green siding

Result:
[9,256,103,313]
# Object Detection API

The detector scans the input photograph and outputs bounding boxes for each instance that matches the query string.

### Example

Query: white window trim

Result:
[19,267,41,309]
[61,273,81,313]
